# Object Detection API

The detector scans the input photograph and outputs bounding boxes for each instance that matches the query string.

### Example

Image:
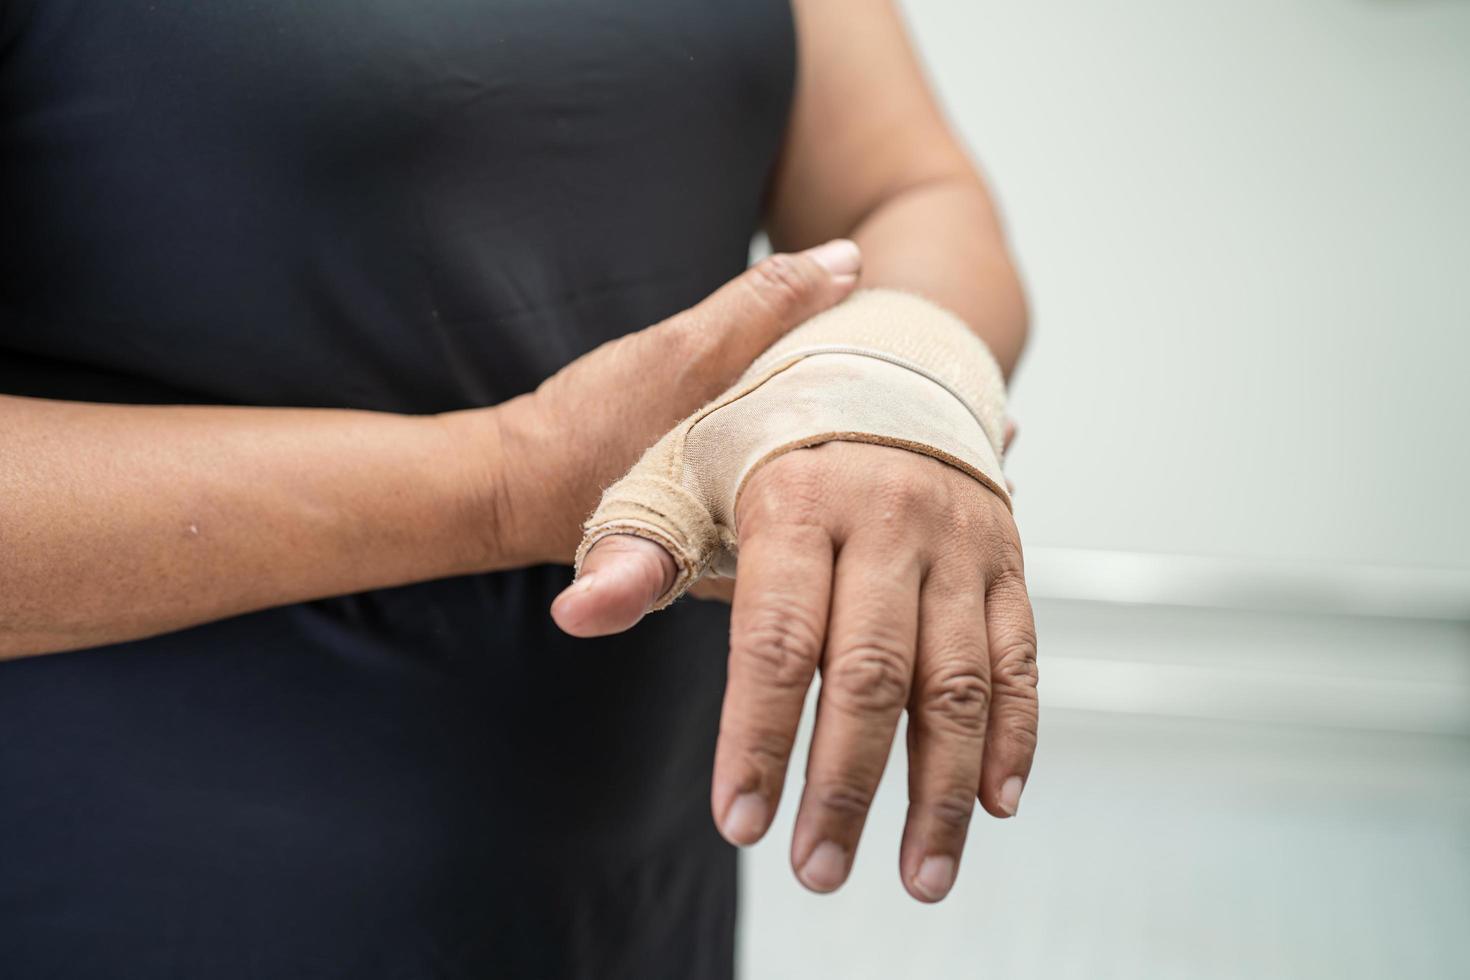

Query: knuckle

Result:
[744,253,817,314]
[925,791,977,834]
[810,777,875,822]
[919,664,991,731]
[948,497,981,537]
[735,599,823,690]
[976,519,1017,563]
[989,635,1040,761]
[827,643,912,714]
[877,469,931,514]
[984,524,1026,578]
[723,725,794,781]
[743,453,829,527]
[996,715,1039,760]
[992,633,1039,695]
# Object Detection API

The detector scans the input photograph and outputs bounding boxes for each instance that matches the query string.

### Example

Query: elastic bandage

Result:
[575,288,1011,607]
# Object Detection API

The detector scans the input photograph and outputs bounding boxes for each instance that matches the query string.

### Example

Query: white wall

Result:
[740,3,1470,976]
[916,0,1470,568]
[741,695,1470,979]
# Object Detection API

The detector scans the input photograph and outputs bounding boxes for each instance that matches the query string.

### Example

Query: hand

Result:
[680,415,1020,603]
[479,239,862,567]
[554,440,1039,903]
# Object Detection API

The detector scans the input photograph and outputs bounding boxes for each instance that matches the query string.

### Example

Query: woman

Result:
[0,1,1037,977]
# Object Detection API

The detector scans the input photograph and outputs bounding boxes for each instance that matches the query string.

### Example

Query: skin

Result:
[1,0,1035,905]
[552,0,1037,903]
[0,247,857,656]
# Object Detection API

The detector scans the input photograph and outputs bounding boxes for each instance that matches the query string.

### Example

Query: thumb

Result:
[550,534,677,637]
[648,239,862,390]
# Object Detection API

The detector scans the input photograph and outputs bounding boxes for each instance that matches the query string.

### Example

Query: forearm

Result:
[0,395,504,659]
[769,0,1029,377]
[0,243,859,659]
[845,174,1028,378]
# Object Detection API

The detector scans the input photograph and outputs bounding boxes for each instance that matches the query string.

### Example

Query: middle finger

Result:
[790,531,921,893]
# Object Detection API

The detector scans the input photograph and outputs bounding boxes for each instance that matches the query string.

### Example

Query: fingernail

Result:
[999,775,1024,816]
[721,793,769,846]
[913,855,956,901]
[802,239,861,277]
[798,841,848,892]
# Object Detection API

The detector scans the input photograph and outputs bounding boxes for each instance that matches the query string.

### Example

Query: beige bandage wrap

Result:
[575,288,1011,607]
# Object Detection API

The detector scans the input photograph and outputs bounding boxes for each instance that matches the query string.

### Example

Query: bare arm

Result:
[0,396,509,658]
[767,0,1028,375]
[0,247,855,660]
[0,397,509,657]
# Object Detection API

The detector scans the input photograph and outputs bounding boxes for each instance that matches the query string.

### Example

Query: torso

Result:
[0,2,794,975]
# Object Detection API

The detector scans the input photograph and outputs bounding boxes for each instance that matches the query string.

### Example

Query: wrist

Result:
[431,404,524,573]
[577,288,1011,607]
[437,394,585,571]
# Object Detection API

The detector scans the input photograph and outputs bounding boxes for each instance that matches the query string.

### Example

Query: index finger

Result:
[711,519,834,847]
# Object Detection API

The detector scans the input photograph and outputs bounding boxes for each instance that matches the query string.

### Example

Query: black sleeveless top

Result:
[0,2,795,977]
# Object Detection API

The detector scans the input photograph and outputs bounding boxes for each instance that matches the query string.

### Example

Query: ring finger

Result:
[899,557,988,902]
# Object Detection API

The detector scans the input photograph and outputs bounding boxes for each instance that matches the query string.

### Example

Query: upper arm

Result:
[764,0,991,251]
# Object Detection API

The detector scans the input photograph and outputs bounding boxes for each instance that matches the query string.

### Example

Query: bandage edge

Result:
[726,430,1014,543]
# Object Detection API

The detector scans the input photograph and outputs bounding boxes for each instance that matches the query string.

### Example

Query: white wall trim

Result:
[1026,547,1470,622]
[1041,655,1470,736]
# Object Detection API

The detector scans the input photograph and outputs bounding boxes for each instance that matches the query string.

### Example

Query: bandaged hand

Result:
[552,290,1039,903]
